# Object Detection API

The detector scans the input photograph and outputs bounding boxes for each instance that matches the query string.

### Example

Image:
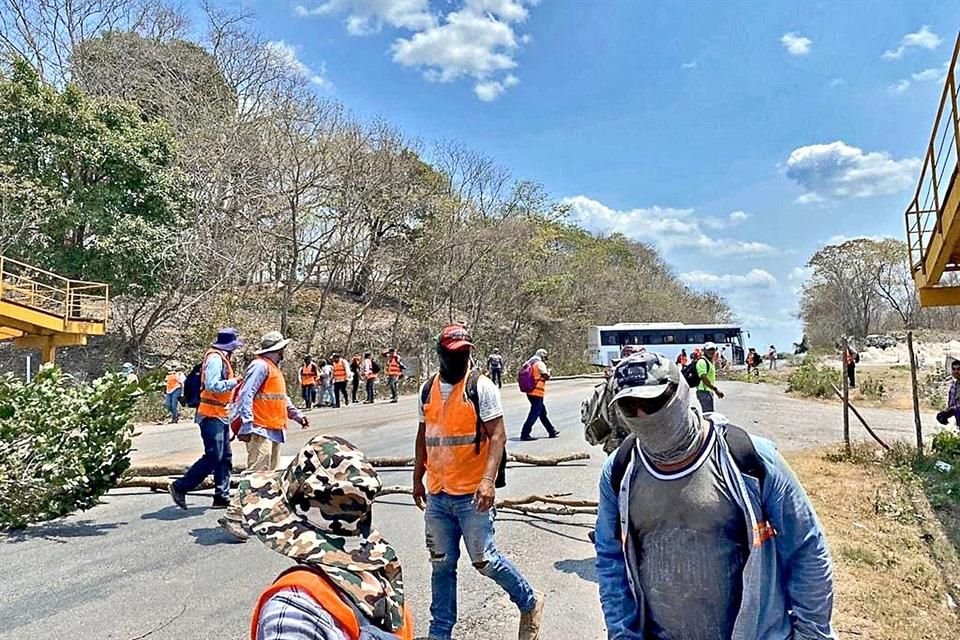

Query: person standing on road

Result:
[169,328,243,510]
[299,355,319,410]
[520,349,560,441]
[221,331,309,541]
[937,359,960,426]
[746,347,762,377]
[768,345,778,370]
[163,363,186,424]
[363,352,377,404]
[414,324,545,640]
[487,348,505,388]
[319,358,335,407]
[350,354,362,404]
[696,341,724,412]
[245,435,415,639]
[844,344,859,389]
[594,352,836,640]
[331,353,349,408]
[384,347,405,403]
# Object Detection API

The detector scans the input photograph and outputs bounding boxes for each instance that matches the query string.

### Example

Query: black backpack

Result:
[421,369,507,488]
[371,361,381,375]
[181,363,203,408]
[681,357,705,388]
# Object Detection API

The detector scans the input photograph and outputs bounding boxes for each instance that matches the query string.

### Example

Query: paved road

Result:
[0,380,936,640]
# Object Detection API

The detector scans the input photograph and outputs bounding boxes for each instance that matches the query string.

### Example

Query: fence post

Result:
[907,330,924,455]
[841,336,851,455]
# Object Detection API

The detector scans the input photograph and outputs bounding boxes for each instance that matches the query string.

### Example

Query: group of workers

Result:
[160,325,835,640]
[297,348,406,409]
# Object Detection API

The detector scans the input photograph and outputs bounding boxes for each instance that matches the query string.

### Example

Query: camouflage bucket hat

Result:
[238,434,405,631]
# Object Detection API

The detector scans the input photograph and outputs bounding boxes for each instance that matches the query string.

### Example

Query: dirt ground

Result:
[788,449,959,638]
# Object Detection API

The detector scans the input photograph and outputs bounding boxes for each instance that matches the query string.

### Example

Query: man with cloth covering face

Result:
[413,324,546,640]
[594,352,836,640]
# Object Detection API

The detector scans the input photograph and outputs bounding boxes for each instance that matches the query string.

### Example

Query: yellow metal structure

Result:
[0,255,109,363]
[906,33,960,307]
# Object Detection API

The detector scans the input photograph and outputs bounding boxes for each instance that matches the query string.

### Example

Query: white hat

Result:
[703,341,718,351]
[255,331,292,355]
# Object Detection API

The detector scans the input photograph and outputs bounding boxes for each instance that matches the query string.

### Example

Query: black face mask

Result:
[438,347,470,384]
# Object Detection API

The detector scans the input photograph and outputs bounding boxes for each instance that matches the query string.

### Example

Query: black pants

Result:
[365,378,375,403]
[521,395,557,438]
[847,363,856,388]
[490,369,503,388]
[352,376,360,403]
[334,381,349,407]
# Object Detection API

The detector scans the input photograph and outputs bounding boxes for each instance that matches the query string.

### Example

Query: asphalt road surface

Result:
[0,380,935,640]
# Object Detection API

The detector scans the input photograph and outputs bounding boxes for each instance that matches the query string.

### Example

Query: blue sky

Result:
[237,0,958,351]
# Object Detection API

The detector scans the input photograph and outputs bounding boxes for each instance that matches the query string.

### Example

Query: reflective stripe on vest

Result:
[387,355,402,377]
[423,376,488,496]
[198,350,233,418]
[529,362,546,398]
[333,360,348,382]
[165,373,182,394]
[300,365,317,386]
[253,358,288,430]
[250,568,414,640]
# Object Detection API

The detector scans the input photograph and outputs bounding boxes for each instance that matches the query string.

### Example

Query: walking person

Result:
[319,358,335,407]
[245,435,415,639]
[384,347,405,403]
[299,355,319,410]
[520,349,559,441]
[845,344,859,388]
[331,353,350,408]
[163,363,185,424]
[487,348,505,388]
[350,354,362,404]
[746,347,762,377]
[414,325,545,640]
[696,341,724,412]
[220,331,309,541]
[768,344,778,370]
[594,352,836,639]
[363,352,377,404]
[168,328,243,510]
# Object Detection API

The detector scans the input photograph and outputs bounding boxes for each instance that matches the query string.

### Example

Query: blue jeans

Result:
[165,389,182,422]
[697,389,715,413]
[425,492,536,639]
[520,395,557,438]
[388,376,399,401]
[174,417,232,501]
[321,382,334,406]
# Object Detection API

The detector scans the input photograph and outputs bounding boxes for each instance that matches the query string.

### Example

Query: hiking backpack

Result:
[181,363,203,408]
[680,357,704,388]
[517,361,537,393]
[370,360,381,375]
[421,369,507,488]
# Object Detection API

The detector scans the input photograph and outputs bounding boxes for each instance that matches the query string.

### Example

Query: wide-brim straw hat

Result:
[254,331,292,355]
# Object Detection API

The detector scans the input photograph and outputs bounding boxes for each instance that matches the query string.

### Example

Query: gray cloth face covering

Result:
[614,377,704,466]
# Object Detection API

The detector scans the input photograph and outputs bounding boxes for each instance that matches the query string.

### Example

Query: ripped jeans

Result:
[425,492,536,639]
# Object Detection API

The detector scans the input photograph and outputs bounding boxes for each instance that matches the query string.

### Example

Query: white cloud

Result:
[391,0,531,99]
[562,195,776,257]
[788,266,813,283]
[785,141,921,202]
[828,77,845,87]
[729,210,750,223]
[703,210,750,230]
[294,0,436,34]
[887,78,911,94]
[681,61,697,69]
[781,32,812,56]
[680,269,778,290]
[265,40,332,89]
[883,26,941,60]
[912,66,945,82]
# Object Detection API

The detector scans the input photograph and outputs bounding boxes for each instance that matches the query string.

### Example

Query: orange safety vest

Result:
[300,364,318,386]
[251,568,413,640]
[164,372,182,394]
[423,376,488,496]
[198,349,234,419]
[253,357,288,430]
[332,360,348,382]
[529,361,546,398]
[387,355,402,378]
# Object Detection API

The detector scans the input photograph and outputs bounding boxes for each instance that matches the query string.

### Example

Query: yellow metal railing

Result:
[906,33,960,278]
[0,255,109,324]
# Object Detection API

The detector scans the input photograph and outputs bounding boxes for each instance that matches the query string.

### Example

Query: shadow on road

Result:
[554,557,598,583]
[189,526,248,546]
[140,505,207,521]
[1,519,125,544]
[498,513,594,544]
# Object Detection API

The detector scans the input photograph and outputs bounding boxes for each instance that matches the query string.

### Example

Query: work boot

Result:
[218,516,249,542]
[168,482,187,510]
[518,591,545,640]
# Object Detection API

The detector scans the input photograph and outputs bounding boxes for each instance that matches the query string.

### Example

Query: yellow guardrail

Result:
[905,33,960,279]
[0,255,109,324]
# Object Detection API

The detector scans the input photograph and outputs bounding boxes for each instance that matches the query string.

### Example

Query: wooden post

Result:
[907,330,924,455]
[841,336,851,455]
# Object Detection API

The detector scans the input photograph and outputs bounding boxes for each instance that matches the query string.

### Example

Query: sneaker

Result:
[547,431,560,439]
[518,591,545,640]
[211,496,230,509]
[218,516,249,542]
[520,435,535,441]
[168,482,187,510]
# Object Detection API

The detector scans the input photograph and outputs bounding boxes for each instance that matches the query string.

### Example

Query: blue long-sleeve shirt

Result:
[235,358,303,443]
[195,351,239,424]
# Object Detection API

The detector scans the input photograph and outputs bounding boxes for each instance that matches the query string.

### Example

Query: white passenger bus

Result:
[587,322,745,367]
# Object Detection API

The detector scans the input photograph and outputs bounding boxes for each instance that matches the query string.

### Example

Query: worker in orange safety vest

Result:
[163,362,186,424]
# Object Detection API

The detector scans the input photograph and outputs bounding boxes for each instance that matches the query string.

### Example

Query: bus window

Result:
[601,332,620,346]
[663,334,675,344]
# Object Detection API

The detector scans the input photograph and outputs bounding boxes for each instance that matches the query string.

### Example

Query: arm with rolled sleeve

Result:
[286,396,303,423]
[758,441,837,640]
[595,455,642,640]
[237,360,269,432]
[204,353,239,394]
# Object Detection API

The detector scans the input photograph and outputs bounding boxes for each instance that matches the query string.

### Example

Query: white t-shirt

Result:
[417,373,504,423]
[321,364,334,383]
